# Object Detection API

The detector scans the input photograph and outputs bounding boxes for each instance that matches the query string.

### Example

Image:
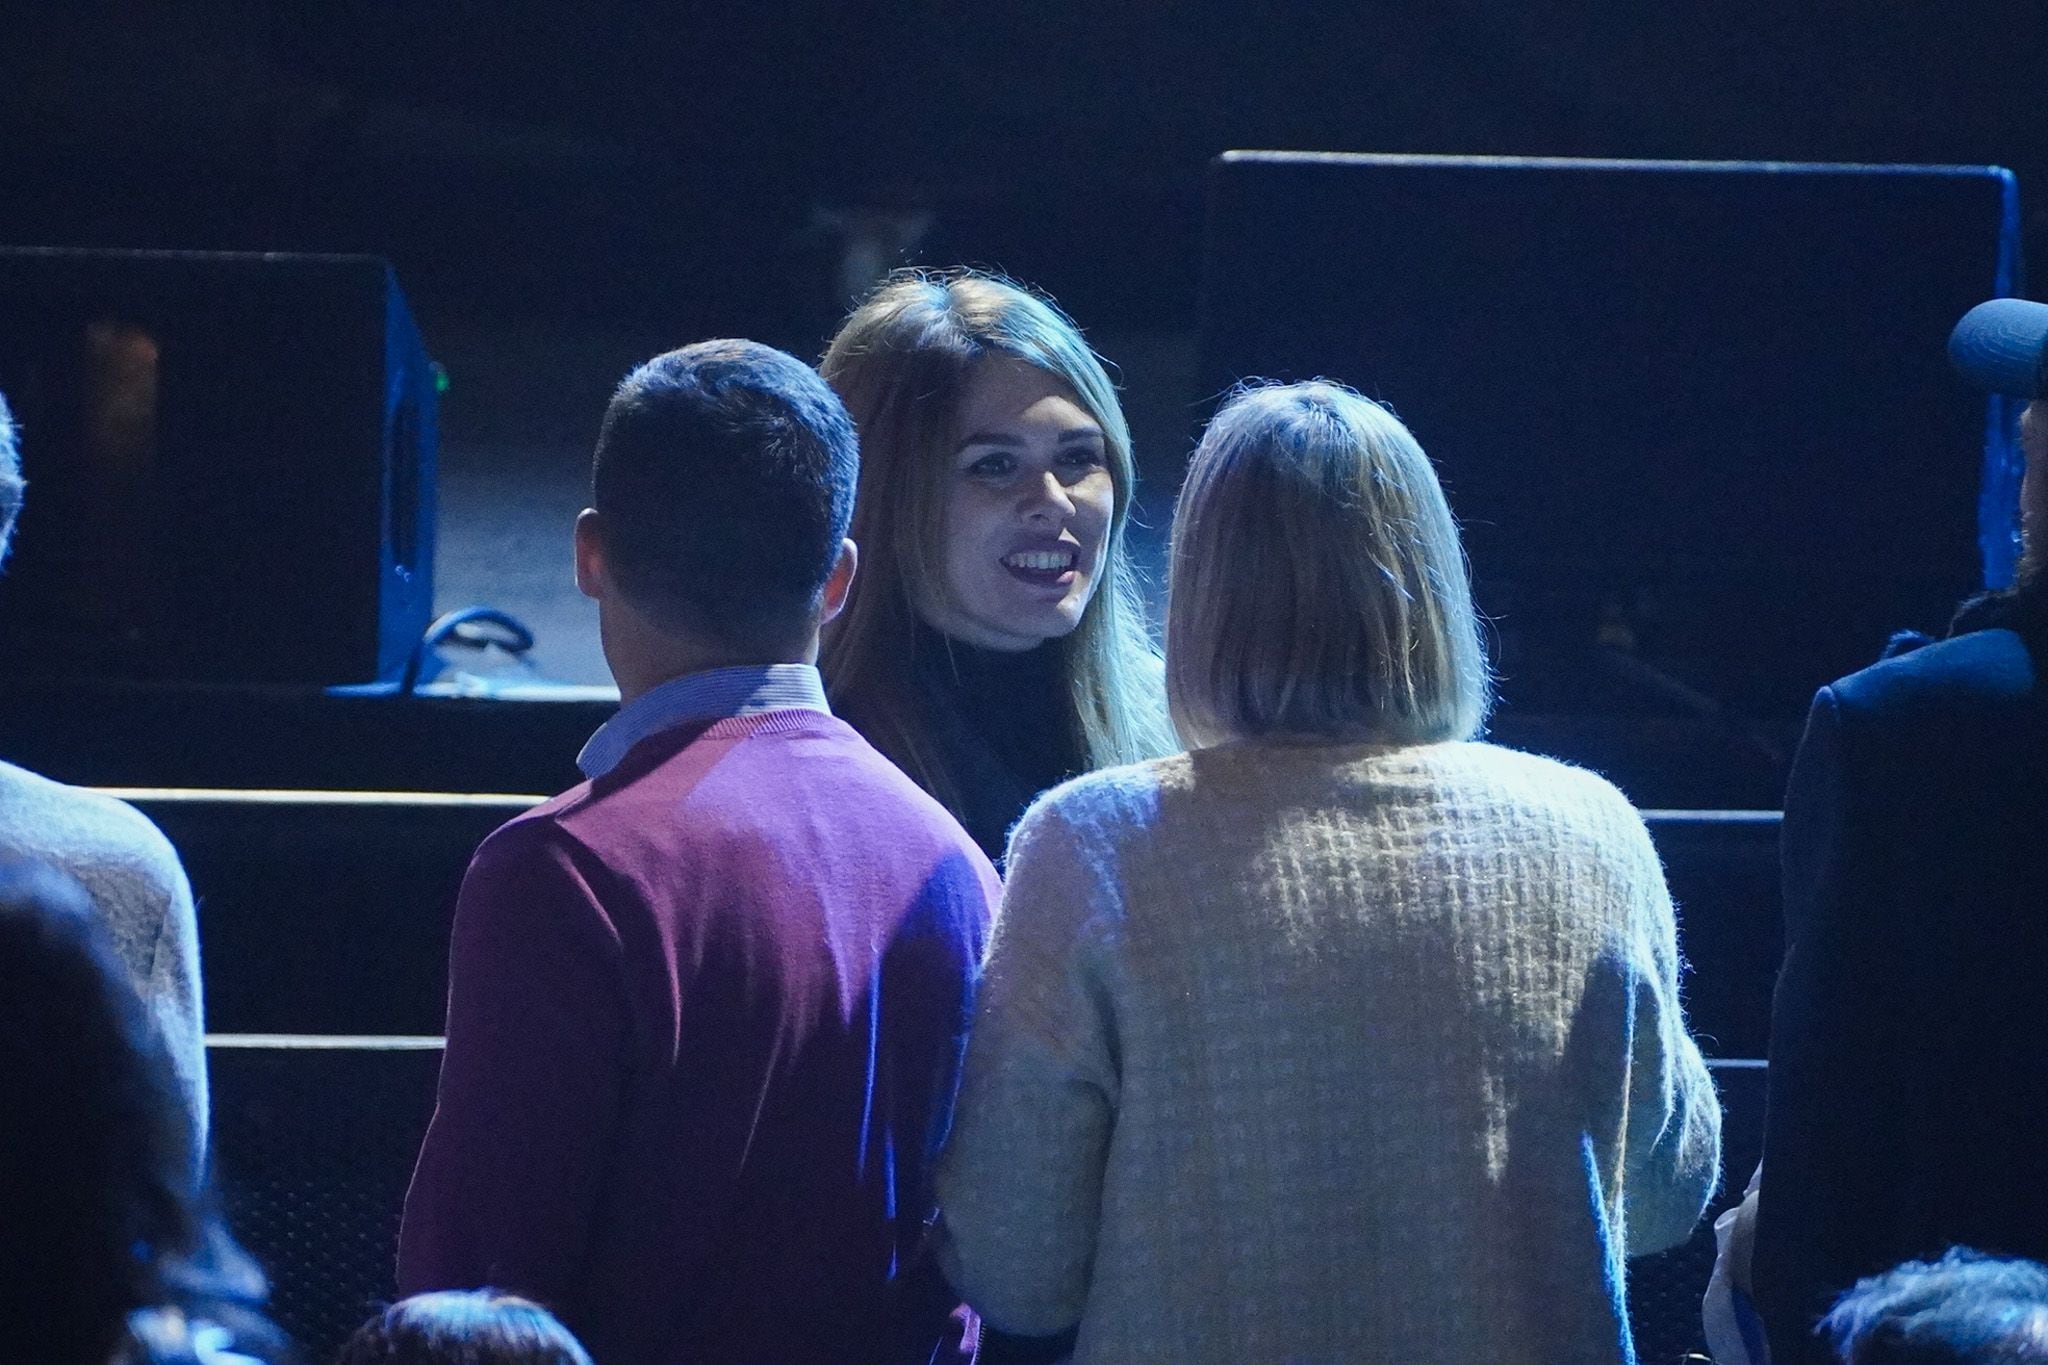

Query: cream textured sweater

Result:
[0,760,207,1145]
[936,739,1721,1363]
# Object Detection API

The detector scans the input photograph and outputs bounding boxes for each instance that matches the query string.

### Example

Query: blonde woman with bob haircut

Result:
[1167,377,1491,749]
[935,381,1723,1363]
[819,269,1174,862]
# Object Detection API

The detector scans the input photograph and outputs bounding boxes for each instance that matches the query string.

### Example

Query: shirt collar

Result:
[576,663,830,779]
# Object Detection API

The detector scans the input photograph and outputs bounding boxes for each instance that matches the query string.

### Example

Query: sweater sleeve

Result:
[398,817,629,1307]
[143,853,208,1160]
[935,797,1123,1337]
[1615,801,1724,1256]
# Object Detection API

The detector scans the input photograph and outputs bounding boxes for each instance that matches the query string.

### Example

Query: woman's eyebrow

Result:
[955,424,1106,452]
[955,430,1025,450]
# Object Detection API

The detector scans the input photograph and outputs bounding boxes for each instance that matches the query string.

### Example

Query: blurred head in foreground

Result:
[1824,1249,2048,1364]
[338,1291,593,1365]
[0,858,274,1363]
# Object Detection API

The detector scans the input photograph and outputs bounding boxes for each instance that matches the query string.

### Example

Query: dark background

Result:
[0,16,2035,1354]
[4,2,2045,691]
[10,4,2043,330]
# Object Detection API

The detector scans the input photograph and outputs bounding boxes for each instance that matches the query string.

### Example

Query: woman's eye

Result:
[1058,446,1107,470]
[966,453,1015,478]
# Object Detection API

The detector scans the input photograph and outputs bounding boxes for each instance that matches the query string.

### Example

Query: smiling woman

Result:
[934,356,1115,652]
[818,269,1175,863]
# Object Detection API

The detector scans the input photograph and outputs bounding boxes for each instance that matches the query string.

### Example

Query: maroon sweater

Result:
[398,710,999,1364]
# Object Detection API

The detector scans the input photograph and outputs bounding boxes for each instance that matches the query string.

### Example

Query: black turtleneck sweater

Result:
[907,621,1089,866]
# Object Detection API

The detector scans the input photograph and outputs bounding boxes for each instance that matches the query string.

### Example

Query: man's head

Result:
[575,341,859,687]
[1823,1248,2048,1363]
[0,390,22,567]
[1949,297,2048,585]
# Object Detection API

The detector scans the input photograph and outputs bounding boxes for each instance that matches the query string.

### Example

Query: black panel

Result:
[158,792,1778,1049]
[145,797,516,1036]
[0,248,438,686]
[1201,153,2016,727]
[207,1047,1764,1364]
[1658,815,1783,1061]
[0,681,611,793]
[211,1046,441,1358]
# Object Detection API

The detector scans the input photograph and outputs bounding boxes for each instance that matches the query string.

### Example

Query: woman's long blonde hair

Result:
[1167,381,1490,749]
[819,269,1175,810]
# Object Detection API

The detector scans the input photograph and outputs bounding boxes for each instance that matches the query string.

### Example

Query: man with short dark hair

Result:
[398,341,999,1364]
[0,390,208,1150]
[1753,300,2048,1364]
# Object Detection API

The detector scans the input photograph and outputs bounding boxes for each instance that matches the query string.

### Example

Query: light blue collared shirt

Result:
[575,663,831,779]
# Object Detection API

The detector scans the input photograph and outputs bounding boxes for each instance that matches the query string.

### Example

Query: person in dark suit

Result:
[1752,297,2048,1365]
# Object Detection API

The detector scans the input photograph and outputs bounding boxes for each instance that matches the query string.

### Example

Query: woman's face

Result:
[924,356,1117,652]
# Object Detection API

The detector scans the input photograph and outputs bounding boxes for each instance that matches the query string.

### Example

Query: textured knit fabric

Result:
[398,708,1000,1365]
[1755,598,2048,1365]
[0,758,207,1146]
[937,738,1722,1364]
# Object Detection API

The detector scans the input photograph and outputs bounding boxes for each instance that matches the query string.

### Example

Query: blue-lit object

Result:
[1950,296,2048,398]
[1973,177,2028,588]
[1951,194,2035,588]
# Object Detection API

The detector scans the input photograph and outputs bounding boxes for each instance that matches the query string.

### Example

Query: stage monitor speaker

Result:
[0,249,437,686]
[1200,153,2020,723]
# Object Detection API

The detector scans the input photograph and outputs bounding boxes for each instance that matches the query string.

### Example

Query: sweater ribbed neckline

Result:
[697,708,843,741]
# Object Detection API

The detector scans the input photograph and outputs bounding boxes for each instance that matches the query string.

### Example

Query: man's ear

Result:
[573,508,607,602]
[819,538,858,625]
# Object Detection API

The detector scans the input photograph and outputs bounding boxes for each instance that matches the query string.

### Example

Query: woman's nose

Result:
[1022,469,1076,522]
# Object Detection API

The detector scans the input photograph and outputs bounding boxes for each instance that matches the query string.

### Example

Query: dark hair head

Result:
[338,1291,593,1365]
[0,858,275,1363]
[1824,1248,2048,1363]
[0,388,23,564]
[591,339,857,655]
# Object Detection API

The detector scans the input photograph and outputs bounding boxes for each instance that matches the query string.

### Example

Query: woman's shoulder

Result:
[1012,753,1184,843]
[1426,738,1626,789]
[1414,741,1650,834]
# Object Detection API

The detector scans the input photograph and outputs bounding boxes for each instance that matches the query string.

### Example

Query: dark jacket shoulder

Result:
[1819,622,2042,792]
[1830,623,2036,720]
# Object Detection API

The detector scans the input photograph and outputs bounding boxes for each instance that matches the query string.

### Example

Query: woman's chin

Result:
[1026,597,1090,641]
[923,587,1093,651]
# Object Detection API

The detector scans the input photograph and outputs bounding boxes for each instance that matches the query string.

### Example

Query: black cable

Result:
[399,605,536,694]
